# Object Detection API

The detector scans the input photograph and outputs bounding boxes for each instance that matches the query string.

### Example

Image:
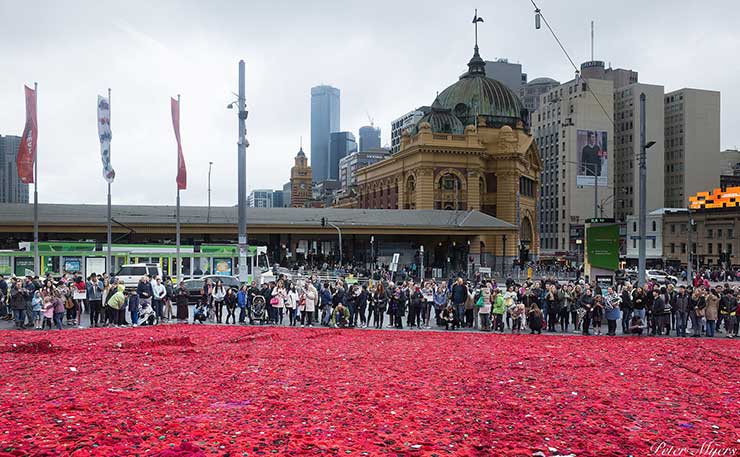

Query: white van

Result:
[115,263,163,288]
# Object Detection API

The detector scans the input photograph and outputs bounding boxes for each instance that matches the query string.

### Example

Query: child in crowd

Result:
[42,296,54,330]
[31,290,43,329]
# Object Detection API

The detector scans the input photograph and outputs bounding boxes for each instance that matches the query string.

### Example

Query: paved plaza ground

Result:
[0,325,738,456]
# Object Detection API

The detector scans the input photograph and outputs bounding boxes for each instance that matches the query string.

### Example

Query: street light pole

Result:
[420,245,424,282]
[638,93,647,286]
[327,221,342,266]
[237,60,249,283]
[207,161,213,224]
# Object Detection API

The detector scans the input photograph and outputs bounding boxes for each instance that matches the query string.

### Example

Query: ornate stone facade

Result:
[354,47,542,260]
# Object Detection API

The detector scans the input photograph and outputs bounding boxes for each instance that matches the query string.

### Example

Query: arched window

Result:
[407,175,416,192]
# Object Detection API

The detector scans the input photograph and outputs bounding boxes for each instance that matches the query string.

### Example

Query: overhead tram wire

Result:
[529,0,615,128]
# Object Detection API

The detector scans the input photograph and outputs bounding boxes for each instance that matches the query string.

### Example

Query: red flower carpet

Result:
[0,326,738,456]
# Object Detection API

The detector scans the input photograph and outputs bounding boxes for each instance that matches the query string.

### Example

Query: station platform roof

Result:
[0,204,515,236]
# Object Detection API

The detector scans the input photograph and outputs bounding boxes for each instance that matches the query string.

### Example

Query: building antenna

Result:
[300,136,302,150]
[591,20,594,61]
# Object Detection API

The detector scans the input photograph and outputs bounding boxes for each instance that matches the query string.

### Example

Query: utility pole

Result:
[420,245,424,282]
[237,60,248,283]
[638,93,647,286]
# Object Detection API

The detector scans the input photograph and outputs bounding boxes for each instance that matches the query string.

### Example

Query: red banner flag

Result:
[171,97,187,190]
[16,85,38,184]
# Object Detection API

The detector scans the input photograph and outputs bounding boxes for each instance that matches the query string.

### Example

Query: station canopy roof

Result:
[0,203,515,230]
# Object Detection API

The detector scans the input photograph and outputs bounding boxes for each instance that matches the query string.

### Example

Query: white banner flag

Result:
[97,95,114,183]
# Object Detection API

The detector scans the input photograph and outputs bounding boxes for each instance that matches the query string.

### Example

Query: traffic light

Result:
[321,217,326,227]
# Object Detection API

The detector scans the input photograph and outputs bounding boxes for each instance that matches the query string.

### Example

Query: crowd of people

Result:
[1,270,738,338]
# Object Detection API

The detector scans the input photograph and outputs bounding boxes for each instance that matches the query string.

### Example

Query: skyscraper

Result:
[664,88,721,207]
[310,85,340,182]
[358,125,381,152]
[328,132,357,181]
[0,135,29,204]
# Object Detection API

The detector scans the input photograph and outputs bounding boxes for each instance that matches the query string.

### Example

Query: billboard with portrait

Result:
[576,129,608,187]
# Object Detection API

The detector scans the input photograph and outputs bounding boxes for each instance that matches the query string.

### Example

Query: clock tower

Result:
[290,145,312,207]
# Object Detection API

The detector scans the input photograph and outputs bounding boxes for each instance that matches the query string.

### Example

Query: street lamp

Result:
[207,161,213,224]
[227,60,249,283]
[637,90,656,286]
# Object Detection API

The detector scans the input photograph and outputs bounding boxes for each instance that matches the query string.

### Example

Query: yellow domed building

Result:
[354,42,542,266]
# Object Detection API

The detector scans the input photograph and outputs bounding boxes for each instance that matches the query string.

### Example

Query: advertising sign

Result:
[63,257,82,274]
[586,224,619,271]
[214,258,233,276]
[576,129,608,187]
[14,257,34,276]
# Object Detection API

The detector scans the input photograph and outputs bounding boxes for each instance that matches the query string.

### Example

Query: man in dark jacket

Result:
[620,284,633,334]
[719,290,738,338]
[9,280,31,329]
[451,278,468,324]
[578,289,594,335]
[671,285,690,337]
[652,289,669,336]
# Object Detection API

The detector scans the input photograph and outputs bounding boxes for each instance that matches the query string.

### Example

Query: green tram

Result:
[0,241,270,281]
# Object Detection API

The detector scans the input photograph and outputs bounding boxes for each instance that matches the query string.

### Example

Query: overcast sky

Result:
[1,0,738,206]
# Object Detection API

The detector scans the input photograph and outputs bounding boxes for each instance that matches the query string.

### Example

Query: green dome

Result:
[436,46,524,127]
[416,98,465,135]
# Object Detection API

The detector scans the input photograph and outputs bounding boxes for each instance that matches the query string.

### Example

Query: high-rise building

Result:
[310,85,340,182]
[664,88,721,207]
[390,108,428,154]
[483,58,527,95]
[0,135,29,204]
[282,181,292,208]
[338,148,390,193]
[532,72,614,254]
[290,146,312,208]
[358,125,381,152]
[248,189,274,208]
[614,83,666,222]
[272,190,284,208]
[327,132,357,181]
[521,77,560,115]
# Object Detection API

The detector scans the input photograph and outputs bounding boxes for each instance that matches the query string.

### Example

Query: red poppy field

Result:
[0,325,738,457]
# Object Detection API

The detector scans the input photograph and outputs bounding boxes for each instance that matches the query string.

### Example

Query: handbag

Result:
[64,298,75,310]
[475,294,484,308]
[270,297,280,305]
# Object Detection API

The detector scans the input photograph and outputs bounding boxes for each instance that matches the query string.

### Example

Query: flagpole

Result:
[33,81,39,276]
[107,87,112,277]
[176,94,181,283]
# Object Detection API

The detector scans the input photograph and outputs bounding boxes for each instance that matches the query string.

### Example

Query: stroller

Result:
[193,302,208,324]
[137,301,157,326]
[250,296,267,324]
